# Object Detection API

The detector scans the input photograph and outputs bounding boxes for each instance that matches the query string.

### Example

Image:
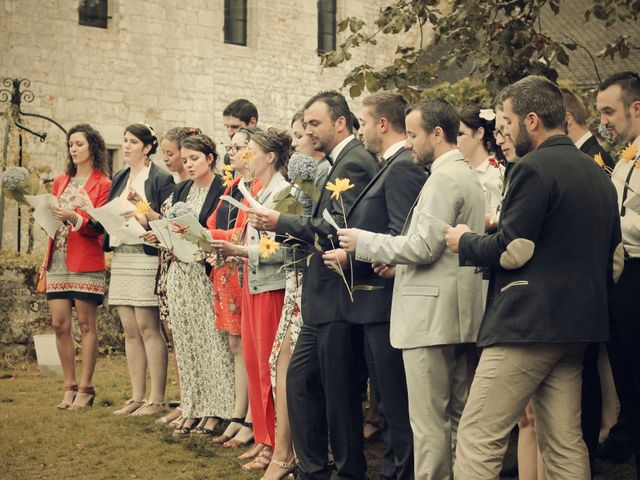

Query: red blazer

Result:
[43,169,111,272]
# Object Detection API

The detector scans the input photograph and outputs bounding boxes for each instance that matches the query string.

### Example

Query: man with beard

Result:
[323,91,426,480]
[596,71,640,477]
[337,98,485,480]
[445,75,622,479]
[249,90,379,479]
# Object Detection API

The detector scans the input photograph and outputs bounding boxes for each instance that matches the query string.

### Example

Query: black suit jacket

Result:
[276,137,379,325]
[103,162,175,255]
[341,147,427,324]
[580,134,616,171]
[459,135,621,346]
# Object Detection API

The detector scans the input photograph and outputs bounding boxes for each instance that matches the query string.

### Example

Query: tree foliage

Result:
[322,0,639,102]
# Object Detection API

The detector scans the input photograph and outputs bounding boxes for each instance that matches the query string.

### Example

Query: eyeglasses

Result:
[225,144,248,153]
[493,130,510,140]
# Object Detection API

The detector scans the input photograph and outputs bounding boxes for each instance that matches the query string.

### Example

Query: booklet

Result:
[624,192,640,215]
[162,213,213,263]
[87,197,146,244]
[24,194,63,238]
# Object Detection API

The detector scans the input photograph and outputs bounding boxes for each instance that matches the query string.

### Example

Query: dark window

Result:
[224,0,248,46]
[317,0,336,54]
[107,148,117,178]
[79,0,109,29]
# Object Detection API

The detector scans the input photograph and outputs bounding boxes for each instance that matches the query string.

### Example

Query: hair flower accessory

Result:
[479,108,496,121]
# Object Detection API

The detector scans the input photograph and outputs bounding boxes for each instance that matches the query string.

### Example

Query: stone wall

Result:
[0,0,420,253]
[0,259,123,367]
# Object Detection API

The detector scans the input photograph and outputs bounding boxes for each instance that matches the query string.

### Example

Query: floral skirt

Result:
[269,270,303,392]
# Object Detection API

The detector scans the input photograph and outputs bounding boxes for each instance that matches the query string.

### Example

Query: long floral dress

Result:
[166,186,235,419]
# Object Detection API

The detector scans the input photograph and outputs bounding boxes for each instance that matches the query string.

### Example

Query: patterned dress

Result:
[46,177,105,303]
[166,186,235,419]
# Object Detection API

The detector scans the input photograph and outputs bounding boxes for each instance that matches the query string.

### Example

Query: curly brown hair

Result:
[66,124,109,176]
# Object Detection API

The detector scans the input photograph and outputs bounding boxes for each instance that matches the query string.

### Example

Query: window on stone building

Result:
[107,148,117,178]
[78,0,109,29]
[224,0,248,46]
[317,0,337,54]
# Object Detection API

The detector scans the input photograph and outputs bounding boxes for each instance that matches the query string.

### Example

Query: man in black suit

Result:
[445,76,622,479]
[322,92,426,480]
[562,88,615,170]
[250,90,379,479]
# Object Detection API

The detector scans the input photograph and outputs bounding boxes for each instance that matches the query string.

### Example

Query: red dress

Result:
[241,263,284,448]
[206,177,262,335]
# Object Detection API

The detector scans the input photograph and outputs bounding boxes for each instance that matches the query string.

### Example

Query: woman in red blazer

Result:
[45,124,111,411]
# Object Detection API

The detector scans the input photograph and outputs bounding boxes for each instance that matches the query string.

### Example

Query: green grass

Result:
[0,356,272,480]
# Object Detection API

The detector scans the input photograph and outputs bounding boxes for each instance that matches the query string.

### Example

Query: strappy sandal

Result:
[242,447,272,471]
[172,417,200,438]
[223,420,254,448]
[156,407,182,425]
[260,458,296,480]
[69,386,96,411]
[191,416,220,436]
[130,400,168,416]
[212,417,245,444]
[57,384,78,410]
[113,398,145,416]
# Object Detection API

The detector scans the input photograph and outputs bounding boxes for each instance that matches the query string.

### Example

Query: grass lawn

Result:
[0,355,384,480]
[0,356,634,479]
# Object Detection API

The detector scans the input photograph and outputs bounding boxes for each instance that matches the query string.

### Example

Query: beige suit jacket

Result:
[356,149,485,349]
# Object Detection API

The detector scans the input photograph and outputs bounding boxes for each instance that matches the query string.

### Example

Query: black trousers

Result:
[287,322,366,480]
[363,322,414,480]
[608,258,640,478]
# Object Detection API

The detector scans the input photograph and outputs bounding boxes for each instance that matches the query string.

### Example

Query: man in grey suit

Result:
[338,98,485,480]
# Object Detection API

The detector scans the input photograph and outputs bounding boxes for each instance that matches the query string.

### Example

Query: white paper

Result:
[88,197,146,245]
[220,195,249,212]
[148,218,173,250]
[624,192,640,215]
[25,194,63,238]
[238,180,264,210]
[322,208,341,231]
[166,213,213,263]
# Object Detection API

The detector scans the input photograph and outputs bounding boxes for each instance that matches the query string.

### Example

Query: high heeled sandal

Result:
[241,447,272,471]
[191,416,220,436]
[223,420,254,448]
[113,398,145,416]
[212,417,245,444]
[68,386,95,411]
[130,400,168,416]
[57,384,78,410]
[172,417,200,438]
[260,458,296,480]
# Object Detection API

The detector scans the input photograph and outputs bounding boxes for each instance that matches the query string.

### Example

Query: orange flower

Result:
[135,201,151,215]
[223,170,234,187]
[258,234,280,259]
[326,178,355,200]
[240,149,254,167]
[222,164,234,172]
[593,153,605,168]
[621,144,638,163]
[635,159,640,169]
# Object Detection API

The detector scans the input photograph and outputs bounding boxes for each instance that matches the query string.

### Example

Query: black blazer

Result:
[276,137,379,325]
[459,135,621,346]
[172,176,225,276]
[341,147,427,324]
[103,162,175,255]
[580,134,615,171]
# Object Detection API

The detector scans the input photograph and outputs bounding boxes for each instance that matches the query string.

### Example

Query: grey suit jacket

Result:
[355,149,485,348]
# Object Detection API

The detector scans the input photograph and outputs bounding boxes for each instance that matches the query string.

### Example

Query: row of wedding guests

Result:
[42,71,640,480]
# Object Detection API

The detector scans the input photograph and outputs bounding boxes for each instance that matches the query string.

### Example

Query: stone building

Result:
[0,0,417,252]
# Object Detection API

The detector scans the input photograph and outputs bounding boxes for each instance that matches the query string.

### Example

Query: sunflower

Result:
[259,234,280,259]
[240,149,254,167]
[223,170,234,187]
[135,200,151,215]
[593,153,605,168]
[326,178,355,200]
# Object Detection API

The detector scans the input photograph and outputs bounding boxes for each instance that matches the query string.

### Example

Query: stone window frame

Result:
[78,0,112,29]
[224,0,249,46]
[317,0,337,55]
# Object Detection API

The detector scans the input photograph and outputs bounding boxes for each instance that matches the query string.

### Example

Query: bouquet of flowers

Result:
[1,166,40,206]
[272,153,320,214]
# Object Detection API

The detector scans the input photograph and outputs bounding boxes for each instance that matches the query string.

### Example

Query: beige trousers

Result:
[403,345,468,480]
[454,343,589,480]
